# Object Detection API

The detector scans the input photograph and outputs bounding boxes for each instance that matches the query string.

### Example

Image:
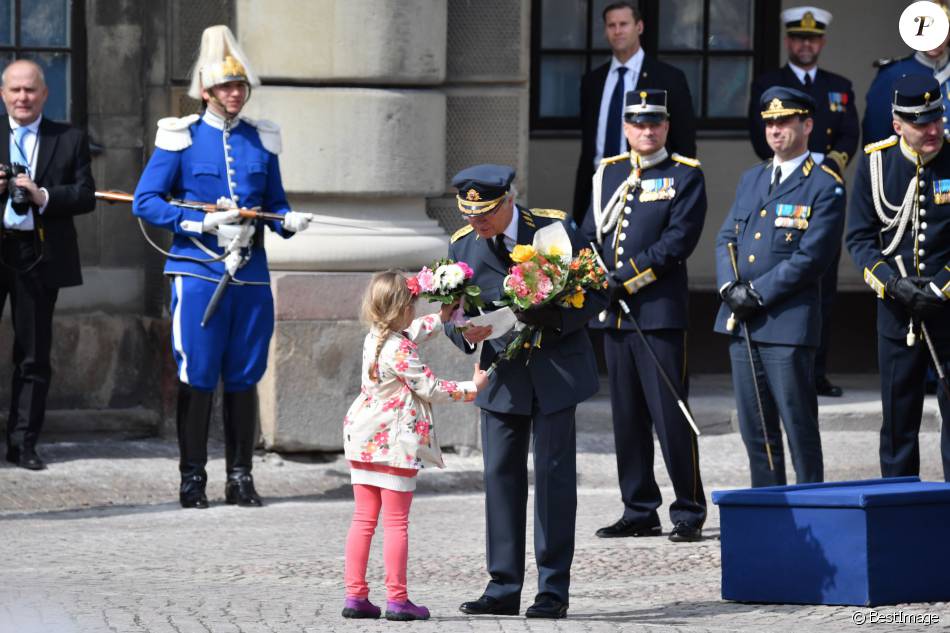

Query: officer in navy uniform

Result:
[445,165,605,619]
[863,2,950,144]
[133,26,311,508]
[580,89,706,542]
[846,74,950,481]
[748,6,858,398]
[715,86,846,487]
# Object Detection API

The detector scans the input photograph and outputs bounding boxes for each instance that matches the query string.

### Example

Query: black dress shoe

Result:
[180,490,209,509]
[815,376,843,397]
[668,521,703,542]
[225,474,263,507]
[5,446,19,464]
[595,517,661,538]
[525,594,567,619]
[17,448,46,471]
[458,595,519,616]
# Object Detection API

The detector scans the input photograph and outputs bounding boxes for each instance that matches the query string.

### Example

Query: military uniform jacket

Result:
[749,66,859,173]
[133,111,292,284]
[863,55,950,144]
[580,152,706,331]
[445,207,606,416]
[714,155,846,346]
[846,136,950,341]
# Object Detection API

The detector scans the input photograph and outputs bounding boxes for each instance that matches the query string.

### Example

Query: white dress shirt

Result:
[771,150,810,186]
[787,62,816,86]
[5,115,49,230]
[595,48,645,167]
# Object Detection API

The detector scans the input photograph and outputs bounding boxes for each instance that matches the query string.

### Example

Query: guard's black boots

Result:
[177,382,213,509]
[223,388,263,507]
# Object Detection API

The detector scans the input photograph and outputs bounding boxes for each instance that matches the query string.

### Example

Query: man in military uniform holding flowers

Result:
[581,88,707,543]
[443,164,605,619]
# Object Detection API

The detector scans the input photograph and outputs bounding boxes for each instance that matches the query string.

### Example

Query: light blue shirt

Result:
[4,115,49,230]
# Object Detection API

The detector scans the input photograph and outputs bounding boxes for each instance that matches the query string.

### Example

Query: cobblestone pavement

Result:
[0,431,947,632]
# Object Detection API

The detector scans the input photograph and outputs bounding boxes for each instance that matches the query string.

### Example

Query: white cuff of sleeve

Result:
[37,188,50,215]
[180,220,204,235]
[930,282,946,299]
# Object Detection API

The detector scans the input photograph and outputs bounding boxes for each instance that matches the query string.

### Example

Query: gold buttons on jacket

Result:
[760,209,767,217]
[748,254,756,263]
[754,232,761,240]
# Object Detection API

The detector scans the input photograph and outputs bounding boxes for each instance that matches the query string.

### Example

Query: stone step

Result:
[1,407,161,440]
[577,374,944,435]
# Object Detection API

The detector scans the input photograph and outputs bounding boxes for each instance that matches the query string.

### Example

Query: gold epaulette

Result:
[864,135,898,154]
[600,152,630,166]
[451,224,474,243]
[530,208,567,221]
[820,164,844,184]
[803,156,815,176]
[671,153,701,167]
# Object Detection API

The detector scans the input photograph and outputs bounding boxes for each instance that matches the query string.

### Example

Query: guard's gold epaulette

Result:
[864,135,898,154]
[803,156,815,176]
[671,153,701,167]
[820,164,844,184]
[530,208,567,221]
[600,152,630,166]
[451,224,474,243]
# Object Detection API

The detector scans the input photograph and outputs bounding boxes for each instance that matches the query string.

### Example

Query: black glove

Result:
[721,281,764,321]
[886,276,945,320]
[605,272,627,303]
[515,304,562,330]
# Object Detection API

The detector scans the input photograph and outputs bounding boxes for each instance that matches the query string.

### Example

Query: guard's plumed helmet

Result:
[187,25,260,101]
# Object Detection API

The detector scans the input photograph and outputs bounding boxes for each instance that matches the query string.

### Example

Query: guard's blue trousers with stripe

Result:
[170,275,274,392]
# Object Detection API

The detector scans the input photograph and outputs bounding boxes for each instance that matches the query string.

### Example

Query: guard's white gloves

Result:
[216,222,255,248]
[203,209,241,234]
[282,211,311,233]
[224,250,243,277]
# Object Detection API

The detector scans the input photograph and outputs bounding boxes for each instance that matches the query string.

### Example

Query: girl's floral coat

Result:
[343,314,477,470]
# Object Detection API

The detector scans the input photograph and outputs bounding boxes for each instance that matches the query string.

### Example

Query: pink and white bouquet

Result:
[410,258,484,325]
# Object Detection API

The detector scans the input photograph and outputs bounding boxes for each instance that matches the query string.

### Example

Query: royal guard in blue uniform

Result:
[846,75,950,481]
[445,165,604,619]
[863,2,950,144]
[579,89,706,542]
[715,86,846,487]
[748,6,858,398]
[133,26,311,509]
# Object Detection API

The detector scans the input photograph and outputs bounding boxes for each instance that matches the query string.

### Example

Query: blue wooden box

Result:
[712,477,950,606]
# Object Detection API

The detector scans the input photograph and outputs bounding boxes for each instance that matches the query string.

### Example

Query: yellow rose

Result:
[567,291,585,308]
[547,245,564,259]
[511,244,537,263]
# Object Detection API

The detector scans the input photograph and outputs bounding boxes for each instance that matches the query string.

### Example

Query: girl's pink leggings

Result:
[344,484,414,602]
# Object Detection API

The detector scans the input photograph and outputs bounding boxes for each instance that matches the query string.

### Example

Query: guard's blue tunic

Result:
[133,111,293,391]
[863,55,950,144]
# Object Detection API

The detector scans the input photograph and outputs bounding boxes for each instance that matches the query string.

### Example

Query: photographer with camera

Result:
[1,59,95,470]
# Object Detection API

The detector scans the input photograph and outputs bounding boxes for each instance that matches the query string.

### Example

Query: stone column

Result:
[235,0,479,450]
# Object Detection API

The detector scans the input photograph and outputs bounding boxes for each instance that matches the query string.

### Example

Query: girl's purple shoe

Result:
[385,599,430,621]
[342,596,381,619]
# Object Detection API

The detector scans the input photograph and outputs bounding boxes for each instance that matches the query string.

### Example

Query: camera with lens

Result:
[0,163,32,215]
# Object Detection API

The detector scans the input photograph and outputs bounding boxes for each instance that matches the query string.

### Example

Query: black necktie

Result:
[803,73,812,88]
[769,167,781,194]
[492,234,513,268]
[603,67,628,158]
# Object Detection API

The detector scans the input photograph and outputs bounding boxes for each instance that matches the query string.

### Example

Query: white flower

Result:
[434,264,465,291]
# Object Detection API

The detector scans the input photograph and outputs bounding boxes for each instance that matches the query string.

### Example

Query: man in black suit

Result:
[572,1,697,224]
[0,60,96,470]
[747,6,859,399]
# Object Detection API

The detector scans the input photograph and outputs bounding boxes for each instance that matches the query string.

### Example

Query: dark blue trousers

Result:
[878,333,950,480]
[480,404,577,604]
[603,329,706,527]
[814,250,840,380]
[729,340,823,487]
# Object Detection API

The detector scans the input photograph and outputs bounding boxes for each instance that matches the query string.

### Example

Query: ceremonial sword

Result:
[894,254,950,400]
[726,241,775,471]
[589,242,701,436]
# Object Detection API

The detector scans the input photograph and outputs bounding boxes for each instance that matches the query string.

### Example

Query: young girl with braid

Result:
[341,270,488,621]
